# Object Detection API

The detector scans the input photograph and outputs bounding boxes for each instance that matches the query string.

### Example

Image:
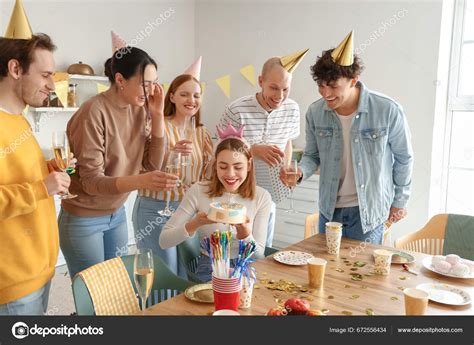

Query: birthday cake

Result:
[207,202,247,224]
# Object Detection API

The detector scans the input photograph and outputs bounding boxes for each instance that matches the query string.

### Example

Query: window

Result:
[443,0,474,215]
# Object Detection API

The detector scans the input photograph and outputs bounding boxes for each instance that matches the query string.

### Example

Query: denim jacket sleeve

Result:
[299,105,320,179]
[388,104,414,208]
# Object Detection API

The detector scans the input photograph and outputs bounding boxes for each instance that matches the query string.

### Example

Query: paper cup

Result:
[212,309,240,316]
[325,222,342,255]
[403,288,429,315]
[307,257,327,288]
[212,274,242,311]
[373,249,393,275]
[239,277,254,309]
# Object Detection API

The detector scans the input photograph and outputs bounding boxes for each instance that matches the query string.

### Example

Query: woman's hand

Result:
[148,83,165,118]
[174,139,193,156]
[235,216,251,239]
[139,170,178,191]
[185,212,216,235]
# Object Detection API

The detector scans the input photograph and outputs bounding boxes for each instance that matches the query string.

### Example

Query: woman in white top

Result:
[159,128,272,282]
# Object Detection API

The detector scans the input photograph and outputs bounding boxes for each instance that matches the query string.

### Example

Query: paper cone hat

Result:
[183,56,202,80]
[331,31,354,66]
[280,49,309,73]
[4,0,32,39]
[111,31,127,53]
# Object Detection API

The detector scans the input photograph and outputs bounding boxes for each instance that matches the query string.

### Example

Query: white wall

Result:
[1,0,446,243]
[195,0,444,241]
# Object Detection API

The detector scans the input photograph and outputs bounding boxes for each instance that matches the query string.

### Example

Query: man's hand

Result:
[251,144,284,166]
[280,166,302,187]
[387,206,407,224]
[47,152,77,173]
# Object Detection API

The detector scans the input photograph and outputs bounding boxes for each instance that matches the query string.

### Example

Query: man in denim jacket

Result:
[281,37,413,244]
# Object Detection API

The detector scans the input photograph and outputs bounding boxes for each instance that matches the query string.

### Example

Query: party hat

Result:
[4,0,32,39]
[111,30,127,53]
[279,48,309,73]
[184,56,202,80]
[331,31,354,66]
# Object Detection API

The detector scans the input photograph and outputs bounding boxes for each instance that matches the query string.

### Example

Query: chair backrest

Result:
[72,255,195,315]
[394,214,448,255]
[177,236,202,283]
[304,213,319,239]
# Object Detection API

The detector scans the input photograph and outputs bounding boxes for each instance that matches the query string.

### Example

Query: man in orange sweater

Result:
[0,31,71,315]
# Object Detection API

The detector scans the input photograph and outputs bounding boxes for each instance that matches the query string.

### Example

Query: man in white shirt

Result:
[219,50,308,247]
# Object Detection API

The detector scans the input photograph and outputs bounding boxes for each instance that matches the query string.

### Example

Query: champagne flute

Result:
[158,150,182,217]
[51,131,77,199]
[179,116,195,167]
[134,248,154,313]
[284,159,298,214]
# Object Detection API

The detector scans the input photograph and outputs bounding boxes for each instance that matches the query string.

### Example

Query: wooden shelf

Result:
[68,74,109,82]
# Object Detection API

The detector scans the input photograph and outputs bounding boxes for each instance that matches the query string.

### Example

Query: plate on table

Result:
[184,283,214,303]
[389,250,416,264]
[416,283,471,306]
[273,251,314,266]
[422,257,474,279]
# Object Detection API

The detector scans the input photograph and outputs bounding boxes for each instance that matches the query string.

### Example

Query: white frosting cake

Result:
[207,202,247,224]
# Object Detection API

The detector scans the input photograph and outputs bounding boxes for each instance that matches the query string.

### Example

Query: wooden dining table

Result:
[141,234,473,316]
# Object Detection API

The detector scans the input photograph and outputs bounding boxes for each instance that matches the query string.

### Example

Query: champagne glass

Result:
[158,150,182,217]
[134,248,154,313]
[51,131,77,199]
[284,159,298,214]
[179,116,195,167]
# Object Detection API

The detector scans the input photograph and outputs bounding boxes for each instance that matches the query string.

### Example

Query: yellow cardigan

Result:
[0,111,58,304]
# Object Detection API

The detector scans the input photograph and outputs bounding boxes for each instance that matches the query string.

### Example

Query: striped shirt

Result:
[139,118,213,202]
[218,94,300,202]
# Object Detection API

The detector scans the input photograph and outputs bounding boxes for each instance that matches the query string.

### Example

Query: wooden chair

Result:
[304,213,319,239]
[394,214,448,255]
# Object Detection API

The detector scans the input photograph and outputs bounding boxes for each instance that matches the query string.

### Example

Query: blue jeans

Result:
[0,281,51,315]
[319,206,384,244]
[266,201,276,248]
[132,196,186,278]
[58,206,129,279]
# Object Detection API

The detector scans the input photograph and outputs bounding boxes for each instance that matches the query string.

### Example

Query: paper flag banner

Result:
[200,82,206,96]
[216,75,230,98]
[96,83,109,94]
[162,82,170,93]
[240,65,256,86]
[54,81,68,108]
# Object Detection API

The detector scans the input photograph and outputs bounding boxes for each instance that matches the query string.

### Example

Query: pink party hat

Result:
[184,56,202,80]
[217,122,245,140]
[111,30,127,53]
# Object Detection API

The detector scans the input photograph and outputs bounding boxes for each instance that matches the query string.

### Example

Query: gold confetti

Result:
[397,286,405,291]
[350,273,364,281]
[344,260,350,264]
[350,295,360,300]
[299,288,308,292]
[341,257,348,260]
[254,285,260,289]
[336,268,345,273]
[366,308,375,315]
[328,295,335,299]
[354,261,367,267]
[361,285,368,289]
[399,276,408,281]
[321,309,330,313]
[344,285,351,288]
[330,259,336,262]
[341,310,353,315]
[262,272,268,275]
[350,268,358,271]
[391,297,399,301]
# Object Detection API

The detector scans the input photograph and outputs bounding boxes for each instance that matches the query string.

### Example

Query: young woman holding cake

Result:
[133,57,214,277]
[159,124,272,282]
